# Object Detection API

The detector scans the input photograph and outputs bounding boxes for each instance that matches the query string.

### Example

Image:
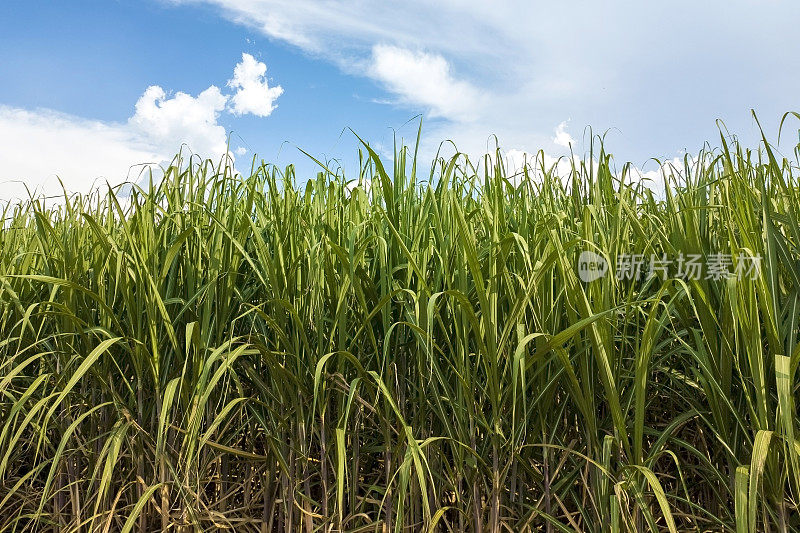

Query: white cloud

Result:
[504,148,578,187]
[0,53,283,202]
[172,0,800,164]
[368,45,485,121]
[129,85,230,158]
[553,121,574,148]
[625,156,695,197]
[170,0,510,68]
[0,106,163,203]
[235,146,247,156]
[0,86,232,203]
[503,146,694,200]
[227,53,284,117]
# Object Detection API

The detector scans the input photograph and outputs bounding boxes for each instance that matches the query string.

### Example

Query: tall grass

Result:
[1,118,799,532]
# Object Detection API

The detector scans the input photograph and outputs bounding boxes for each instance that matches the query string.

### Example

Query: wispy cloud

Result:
[368,45,485,121]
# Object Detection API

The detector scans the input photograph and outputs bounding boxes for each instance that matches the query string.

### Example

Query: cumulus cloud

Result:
[553,121,574,148]
[626,156,693,197]
[0,87,231,203]
[0,53,282,202]
[368,45,484,121]
[129,85,230,158]
[227,53,284,117]
[0,106,162,203]
[504,146,689,198]
[504,148,577,186]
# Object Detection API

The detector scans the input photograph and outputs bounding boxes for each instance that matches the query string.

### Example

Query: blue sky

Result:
[2,0,800,199]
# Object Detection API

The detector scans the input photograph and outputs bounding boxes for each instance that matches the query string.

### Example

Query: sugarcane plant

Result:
[1,114,799,532]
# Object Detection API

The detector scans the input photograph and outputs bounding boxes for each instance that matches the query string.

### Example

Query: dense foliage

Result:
[1,123,800,532]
